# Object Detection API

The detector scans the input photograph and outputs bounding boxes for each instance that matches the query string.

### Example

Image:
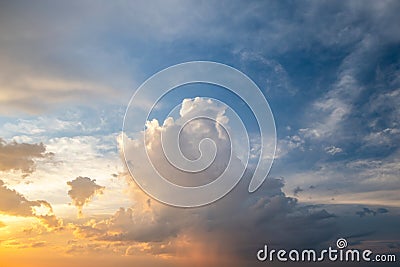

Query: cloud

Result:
[324,146,343,155]
[301,69,362,141]
[0,75,121,115]
[72,173,337,265]
[67,176,105,217]
[1,2,399,265]
[0,179,61,229]
[122,97,242,189]
[0,0,216,115]
[270,1,399,152]
[356,207,389,217]
[293,186,304,196]
[356,207,377,217]
[377,208,389,214]
[71,98,337,265]
[0,179,47,216]
[266,2,400,209]
[2,1,399,116]
[363,89,400,149]
[237,51,297,96]
[281,156,400,207]
[29,241,47,248]
[0,138,53,176]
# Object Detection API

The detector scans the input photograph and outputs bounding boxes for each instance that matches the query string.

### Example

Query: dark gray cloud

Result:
[293,186,304,196]
[356,207,389,217]
[73,172,337,264]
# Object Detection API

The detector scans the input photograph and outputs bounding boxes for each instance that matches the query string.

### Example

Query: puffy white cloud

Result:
[122,97,243,190]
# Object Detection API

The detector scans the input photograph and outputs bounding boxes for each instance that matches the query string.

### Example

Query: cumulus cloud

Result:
[67,176,105,217]
[0,179,61,229]
[0,138,53,176]
[70,98,337,265]
[122,97,242,190]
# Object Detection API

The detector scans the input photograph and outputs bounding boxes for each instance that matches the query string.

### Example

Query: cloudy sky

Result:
[0,1,399,266]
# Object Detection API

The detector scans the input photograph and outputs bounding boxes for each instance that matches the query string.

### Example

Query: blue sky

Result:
[0,1,399,266]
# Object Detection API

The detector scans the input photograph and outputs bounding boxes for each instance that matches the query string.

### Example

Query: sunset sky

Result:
[0,1,400,266]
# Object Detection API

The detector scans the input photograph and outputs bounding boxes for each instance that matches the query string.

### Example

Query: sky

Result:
[0,0,399,266]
